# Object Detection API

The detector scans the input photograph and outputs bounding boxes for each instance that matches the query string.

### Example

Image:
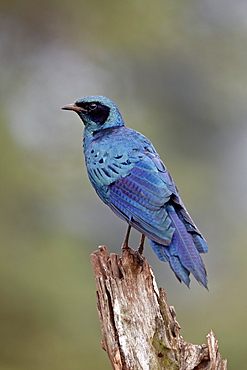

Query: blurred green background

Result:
[1,0,247,368]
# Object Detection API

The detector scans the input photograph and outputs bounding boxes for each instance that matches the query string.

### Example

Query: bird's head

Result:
[62,95,124,133]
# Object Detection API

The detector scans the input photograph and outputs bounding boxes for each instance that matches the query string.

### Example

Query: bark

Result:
[90,245,227,370]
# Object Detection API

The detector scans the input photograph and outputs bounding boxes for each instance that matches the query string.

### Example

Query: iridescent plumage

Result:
[62,95,208,288]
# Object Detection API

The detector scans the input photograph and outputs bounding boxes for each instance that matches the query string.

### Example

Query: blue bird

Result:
[62,95,208,288]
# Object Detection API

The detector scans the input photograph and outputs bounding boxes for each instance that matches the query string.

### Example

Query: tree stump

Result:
[90,245,227,370]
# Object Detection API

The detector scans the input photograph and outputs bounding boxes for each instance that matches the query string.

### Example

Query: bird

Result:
[62,95,208,288]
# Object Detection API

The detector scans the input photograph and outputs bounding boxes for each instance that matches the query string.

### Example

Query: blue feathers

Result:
[62,95,208,288]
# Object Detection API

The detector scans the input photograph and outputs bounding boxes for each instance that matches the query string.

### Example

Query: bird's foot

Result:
[121,245,145,275]
[135,250,145,271]
[135,234,145,271]
[121,226,146,273]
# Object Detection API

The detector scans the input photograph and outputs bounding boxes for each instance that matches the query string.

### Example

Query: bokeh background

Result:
[1,0,247,368]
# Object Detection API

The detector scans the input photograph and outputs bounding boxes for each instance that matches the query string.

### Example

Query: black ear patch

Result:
[88,103,110,124]
[74,100,111,124]
[75,101,110,124]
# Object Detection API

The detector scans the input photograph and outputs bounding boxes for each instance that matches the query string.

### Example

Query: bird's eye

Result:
[89,103,97,110]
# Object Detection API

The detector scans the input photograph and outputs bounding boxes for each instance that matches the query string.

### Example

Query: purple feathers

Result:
[63,95,208,288]
[110,165,208,288]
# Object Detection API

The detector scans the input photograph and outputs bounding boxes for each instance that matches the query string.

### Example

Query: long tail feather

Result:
[149,204,208,288]
[149,239,191,287]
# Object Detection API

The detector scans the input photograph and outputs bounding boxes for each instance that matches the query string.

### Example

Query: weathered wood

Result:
[90,245,227,370]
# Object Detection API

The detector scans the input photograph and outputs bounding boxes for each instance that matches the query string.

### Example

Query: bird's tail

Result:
[149,204,208,288]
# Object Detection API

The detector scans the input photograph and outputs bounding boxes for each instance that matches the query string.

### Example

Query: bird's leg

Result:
[122,225,145,273]
[138,234,145,255]
[122,224,131,249]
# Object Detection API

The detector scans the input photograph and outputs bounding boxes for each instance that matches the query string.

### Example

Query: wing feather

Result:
[108,155,175,244]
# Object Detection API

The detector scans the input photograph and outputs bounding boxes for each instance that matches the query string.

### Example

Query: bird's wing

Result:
[147,151,204,235]
[107,151,177,245]
[86,139,204,243]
